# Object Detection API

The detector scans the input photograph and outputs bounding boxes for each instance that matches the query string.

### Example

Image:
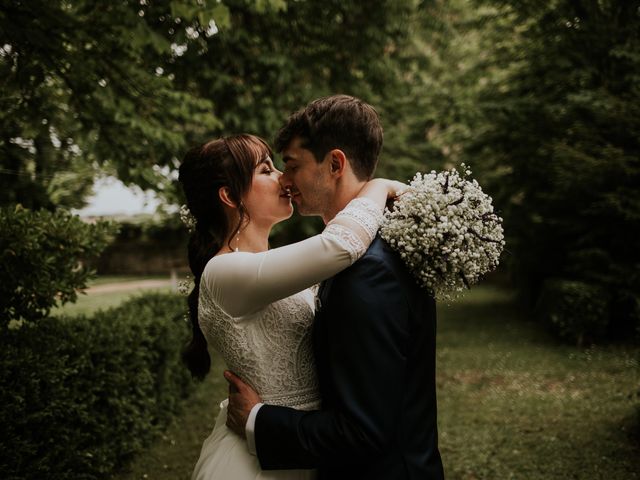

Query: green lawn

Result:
[51,275,176,317]
[87,275,170,287]
[53,290,165,317]
[111,286,640,480]
[436,287,639,479]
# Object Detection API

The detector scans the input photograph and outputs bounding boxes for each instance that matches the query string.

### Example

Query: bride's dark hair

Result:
[178,134,272,379]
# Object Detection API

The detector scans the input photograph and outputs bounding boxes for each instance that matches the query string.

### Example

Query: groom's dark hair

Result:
[274,94,383,180]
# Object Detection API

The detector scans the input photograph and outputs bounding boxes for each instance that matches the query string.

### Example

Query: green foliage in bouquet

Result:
[0,206,117,325]
[0,293,193,480]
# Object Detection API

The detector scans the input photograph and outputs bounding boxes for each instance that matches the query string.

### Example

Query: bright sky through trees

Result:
[74,178,160,217]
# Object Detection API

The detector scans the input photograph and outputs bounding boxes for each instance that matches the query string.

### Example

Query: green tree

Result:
[164,0,413,145]
[163,0,419,242]
[1,0,422,213]
[470,0,640,343]
[0,0,225,209]
[374,0,493,182]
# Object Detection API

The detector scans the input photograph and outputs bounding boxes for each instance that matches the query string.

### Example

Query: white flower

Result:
[177,276,192,296]
[179,204,197,233]
[380,165,505,301]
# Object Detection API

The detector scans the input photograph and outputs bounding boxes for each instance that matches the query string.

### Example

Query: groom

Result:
[225,94,445,479]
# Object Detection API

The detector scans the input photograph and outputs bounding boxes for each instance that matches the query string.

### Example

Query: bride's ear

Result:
[218,186,237,208]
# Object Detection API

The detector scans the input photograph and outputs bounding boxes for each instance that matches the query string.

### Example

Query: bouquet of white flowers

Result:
[380,164,504,300]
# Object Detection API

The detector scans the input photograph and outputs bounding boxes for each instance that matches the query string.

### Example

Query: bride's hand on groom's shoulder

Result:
[368,178,407,200]
[224,370,262,438]
[357,178,407,211]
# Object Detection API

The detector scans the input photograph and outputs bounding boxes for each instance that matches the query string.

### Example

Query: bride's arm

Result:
[202,179,404,318]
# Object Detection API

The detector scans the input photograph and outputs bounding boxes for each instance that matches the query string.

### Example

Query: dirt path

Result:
[87,279,174,294]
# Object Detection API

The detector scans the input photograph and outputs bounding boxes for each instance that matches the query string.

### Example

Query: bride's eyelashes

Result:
[258,158,280,175]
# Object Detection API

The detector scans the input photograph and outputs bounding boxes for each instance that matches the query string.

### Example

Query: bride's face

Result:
[242,156,293,226]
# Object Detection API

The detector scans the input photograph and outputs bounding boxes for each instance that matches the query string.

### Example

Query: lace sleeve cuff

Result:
[323,197,384,263]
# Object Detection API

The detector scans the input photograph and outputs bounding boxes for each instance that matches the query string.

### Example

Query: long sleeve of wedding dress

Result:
[200,197,383,319]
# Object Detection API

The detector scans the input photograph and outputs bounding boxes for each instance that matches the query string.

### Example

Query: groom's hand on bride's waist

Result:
[224,370,261,438]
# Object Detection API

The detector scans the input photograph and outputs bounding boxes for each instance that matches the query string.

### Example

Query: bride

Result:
[178,133,402,479]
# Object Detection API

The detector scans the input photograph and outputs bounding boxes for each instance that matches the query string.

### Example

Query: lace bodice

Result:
[200,288,320,409]
[198,197,383,410]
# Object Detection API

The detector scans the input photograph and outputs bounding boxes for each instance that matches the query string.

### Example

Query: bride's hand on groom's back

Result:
[224,370,261,438]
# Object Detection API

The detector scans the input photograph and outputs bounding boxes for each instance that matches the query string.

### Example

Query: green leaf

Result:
[200,3,230,29]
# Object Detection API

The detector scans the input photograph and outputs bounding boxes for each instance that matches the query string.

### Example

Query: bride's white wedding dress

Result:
[191,198,383,480]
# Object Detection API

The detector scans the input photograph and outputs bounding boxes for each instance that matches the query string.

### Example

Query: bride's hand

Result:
[356,178,407,212]
[367,178,407,199]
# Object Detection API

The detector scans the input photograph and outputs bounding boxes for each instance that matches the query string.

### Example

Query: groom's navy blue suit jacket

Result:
[255,236,444,480]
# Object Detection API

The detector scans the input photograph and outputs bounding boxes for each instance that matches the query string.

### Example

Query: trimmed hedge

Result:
[0,293,193,480]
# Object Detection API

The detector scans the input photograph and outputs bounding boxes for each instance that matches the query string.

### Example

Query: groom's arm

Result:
[254,253,410,469]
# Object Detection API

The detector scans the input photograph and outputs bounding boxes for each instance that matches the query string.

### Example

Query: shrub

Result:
[536,278,610,345]
[0,206,117,325]
[0,293,193,480]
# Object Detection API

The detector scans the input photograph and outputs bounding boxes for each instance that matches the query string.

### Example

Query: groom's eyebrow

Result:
[282,154,294,164]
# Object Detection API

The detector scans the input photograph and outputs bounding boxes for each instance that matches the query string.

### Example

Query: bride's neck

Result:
[221,221,271,254]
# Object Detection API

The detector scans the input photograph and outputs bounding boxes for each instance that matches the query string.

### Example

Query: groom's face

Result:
[279,136,333,217]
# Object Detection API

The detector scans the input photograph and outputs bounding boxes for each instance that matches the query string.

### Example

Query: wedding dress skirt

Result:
[191,400,316,480]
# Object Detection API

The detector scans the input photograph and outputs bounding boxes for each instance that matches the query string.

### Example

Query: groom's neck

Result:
[321,179,367,224]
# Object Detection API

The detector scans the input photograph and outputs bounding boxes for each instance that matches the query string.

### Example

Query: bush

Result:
[0,293,194,480]
[0,206,117,325]
[536,279,610,345]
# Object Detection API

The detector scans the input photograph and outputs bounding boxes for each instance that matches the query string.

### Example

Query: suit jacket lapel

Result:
[315,278,334,316]
[313,277,334,404]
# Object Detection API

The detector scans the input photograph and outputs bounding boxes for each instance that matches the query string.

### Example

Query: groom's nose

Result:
[279,173,293,190]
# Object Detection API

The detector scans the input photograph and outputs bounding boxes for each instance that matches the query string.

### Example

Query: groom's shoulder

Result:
[346,235,404,278]
[354,235,420,289]
[361,235,400,265]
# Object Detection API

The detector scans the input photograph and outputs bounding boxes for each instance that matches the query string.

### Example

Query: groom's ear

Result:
[327,149,347,177]
[218,186,237,208]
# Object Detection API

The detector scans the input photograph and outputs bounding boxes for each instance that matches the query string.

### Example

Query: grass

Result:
[52,289,171,317]
[88,275,170,287]
[437,287,639,479]
[110,285,640,480]
[51,275,175,317]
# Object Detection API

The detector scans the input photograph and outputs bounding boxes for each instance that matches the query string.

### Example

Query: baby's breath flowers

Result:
[380,164,505,301]
[177,275,193,296]
[179,204,197,233]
